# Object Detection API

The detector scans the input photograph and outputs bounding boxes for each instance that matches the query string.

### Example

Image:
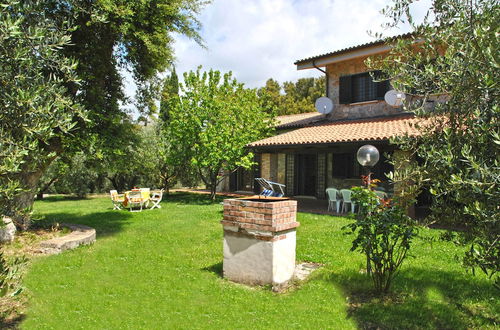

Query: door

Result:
[295,154,317,196]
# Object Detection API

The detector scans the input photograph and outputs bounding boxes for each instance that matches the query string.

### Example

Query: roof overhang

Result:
[296,43,391,70]
[295,33,418,71]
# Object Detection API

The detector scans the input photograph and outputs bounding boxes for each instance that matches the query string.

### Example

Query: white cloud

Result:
[123,0,433,109]
[170,0,431,89]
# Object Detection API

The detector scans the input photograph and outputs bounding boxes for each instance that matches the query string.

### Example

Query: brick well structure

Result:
[221,197,299,287]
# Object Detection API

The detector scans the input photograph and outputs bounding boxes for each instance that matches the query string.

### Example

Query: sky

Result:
[124,0,431,106]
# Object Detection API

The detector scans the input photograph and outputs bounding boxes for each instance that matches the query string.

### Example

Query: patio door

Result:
[295,154,317,196]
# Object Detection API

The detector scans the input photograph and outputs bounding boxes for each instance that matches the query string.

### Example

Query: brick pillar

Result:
[261,153,271,179]
[221,198,299,289]
[277,153,286,184]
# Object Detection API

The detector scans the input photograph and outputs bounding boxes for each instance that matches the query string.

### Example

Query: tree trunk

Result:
[106,176,119,191]
[210,180,217,200]
[36,177,58,200]
[13,166,48,230]
[11,138,62,230]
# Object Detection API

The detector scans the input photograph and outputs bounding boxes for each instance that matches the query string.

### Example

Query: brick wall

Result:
[221,199,299,241]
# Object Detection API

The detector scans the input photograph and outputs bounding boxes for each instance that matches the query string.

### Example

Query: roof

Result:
[249,115,422,148]
[294,33,413,69]
[276,112,325,129]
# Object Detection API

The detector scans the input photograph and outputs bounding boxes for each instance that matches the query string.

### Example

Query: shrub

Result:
[344,186,417,293]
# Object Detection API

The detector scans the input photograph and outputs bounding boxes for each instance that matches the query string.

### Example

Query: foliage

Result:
[369,0,499,287]
[51,154,102,198]
[257,76,325,115]
[345,186,417,293]
[0,0,85,228]
[159,68,181,125]
[0,0,208,227]
[0,252,25,299]
[132,123,181,193]
[169,67,275,199]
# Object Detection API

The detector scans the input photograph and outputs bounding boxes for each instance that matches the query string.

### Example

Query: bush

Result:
[344,186,417,293]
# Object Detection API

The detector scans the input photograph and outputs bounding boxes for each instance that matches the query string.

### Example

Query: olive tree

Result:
[0,0,85,228]
[369,0,499,287]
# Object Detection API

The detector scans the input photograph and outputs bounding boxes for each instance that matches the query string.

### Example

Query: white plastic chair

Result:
[149,189,164,209]
[340,189,356,213]
[140,188,151,207]
[325,188,342,213]
[110,190,124,210]
[127,191,145,212]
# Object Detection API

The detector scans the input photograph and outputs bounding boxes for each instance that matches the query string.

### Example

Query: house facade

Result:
[224,36,430,211]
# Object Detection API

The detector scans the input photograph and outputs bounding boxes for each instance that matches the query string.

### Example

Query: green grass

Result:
[19,193,498,329]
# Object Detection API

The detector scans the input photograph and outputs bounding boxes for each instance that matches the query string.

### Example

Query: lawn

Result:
[18,193,498,329]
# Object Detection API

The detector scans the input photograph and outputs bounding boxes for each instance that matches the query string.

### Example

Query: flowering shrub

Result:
[343,186,417,293]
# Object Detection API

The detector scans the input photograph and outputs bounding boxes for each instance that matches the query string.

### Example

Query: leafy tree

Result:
[169,68,275,200]
[257,78,282,114]
[258,76,326,115]
[3,0,208,227]
[134,123,181,194]
[160,69,180,125]
[0,0,85,229]
[370,0,499,287]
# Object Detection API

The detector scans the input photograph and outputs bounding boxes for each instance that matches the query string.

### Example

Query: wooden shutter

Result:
[339,75,352,104]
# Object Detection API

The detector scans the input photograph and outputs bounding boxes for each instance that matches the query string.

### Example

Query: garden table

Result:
[122,189,150,207]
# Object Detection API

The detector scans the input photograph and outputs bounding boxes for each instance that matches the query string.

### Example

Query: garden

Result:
[1,193,493,328]
[0,0,498,328]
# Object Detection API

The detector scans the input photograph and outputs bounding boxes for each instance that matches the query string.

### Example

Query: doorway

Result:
[295,154,317,196]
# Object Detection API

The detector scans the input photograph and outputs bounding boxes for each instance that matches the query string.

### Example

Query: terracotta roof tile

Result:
[250,115,422,147]
[276,112,324,129]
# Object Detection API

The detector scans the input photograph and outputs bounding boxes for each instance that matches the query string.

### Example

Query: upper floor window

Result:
[339,71,390,104]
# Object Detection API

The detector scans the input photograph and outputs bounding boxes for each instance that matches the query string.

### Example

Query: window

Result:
[332,153,360,178]
[339,71,390,104]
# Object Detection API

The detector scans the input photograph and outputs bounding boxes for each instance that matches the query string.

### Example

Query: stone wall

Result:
[326,56,401,120]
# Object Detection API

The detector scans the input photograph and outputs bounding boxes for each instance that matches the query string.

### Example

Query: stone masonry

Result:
[326,56,400,120]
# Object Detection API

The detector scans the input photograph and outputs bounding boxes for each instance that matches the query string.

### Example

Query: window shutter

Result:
[373,71,390,99]
[376,80,390,99]
[339,75,352,104]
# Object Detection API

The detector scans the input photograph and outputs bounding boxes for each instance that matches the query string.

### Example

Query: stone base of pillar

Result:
[222,228,296,286]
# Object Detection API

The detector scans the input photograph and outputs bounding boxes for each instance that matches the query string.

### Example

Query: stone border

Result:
[38,223,96,254]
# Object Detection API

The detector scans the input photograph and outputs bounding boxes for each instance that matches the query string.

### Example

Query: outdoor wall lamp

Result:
[357,145,379,189]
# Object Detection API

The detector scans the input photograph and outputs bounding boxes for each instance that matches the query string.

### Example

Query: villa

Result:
[222,35,434,215]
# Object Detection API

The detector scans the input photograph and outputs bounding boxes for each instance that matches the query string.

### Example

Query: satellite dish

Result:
[315,97,334,114]
[384,90,406,107]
